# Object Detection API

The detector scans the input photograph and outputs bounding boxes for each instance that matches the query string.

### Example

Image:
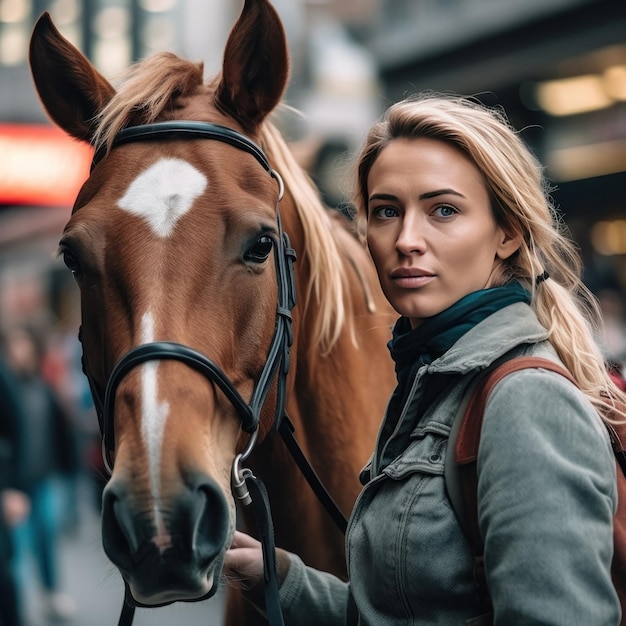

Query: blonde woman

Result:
[225,93,626,625]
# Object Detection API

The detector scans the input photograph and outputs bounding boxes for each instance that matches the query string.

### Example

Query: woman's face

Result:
[366,137,519,328]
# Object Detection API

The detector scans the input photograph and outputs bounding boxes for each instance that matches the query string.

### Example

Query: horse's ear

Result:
[216,0,289,131]
[29,12,115,143]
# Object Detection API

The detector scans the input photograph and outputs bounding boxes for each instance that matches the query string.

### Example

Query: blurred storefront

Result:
[0,123,91,327]
[0,0,235,329]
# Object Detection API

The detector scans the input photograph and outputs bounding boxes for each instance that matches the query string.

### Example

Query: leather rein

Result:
[79,121,347,626]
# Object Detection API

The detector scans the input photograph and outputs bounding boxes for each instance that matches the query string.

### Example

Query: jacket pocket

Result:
[383,425,449,479]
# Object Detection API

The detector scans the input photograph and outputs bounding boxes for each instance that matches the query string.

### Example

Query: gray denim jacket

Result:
[279,303,619,625]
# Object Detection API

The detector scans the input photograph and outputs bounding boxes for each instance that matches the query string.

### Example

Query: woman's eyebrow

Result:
[369,189,465,203]
[368,193,398,203]
[419,188,465,200]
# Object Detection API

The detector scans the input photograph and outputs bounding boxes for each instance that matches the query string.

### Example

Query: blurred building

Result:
[274,0,626,298]
[0,0,624,330]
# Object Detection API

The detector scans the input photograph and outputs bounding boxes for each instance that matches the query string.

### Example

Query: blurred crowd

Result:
[0,323,106,626]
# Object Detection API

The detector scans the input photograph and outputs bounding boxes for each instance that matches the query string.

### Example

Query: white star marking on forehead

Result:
[117,158,207,237]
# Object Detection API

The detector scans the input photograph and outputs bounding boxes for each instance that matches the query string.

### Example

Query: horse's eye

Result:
[245,235,274,264]
[61,249,82,278]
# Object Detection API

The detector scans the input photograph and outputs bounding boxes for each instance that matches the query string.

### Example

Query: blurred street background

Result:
[0,0,625,624]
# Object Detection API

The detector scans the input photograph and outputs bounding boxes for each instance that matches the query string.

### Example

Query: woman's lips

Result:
[390,269,435,288]
[392,275,435,288]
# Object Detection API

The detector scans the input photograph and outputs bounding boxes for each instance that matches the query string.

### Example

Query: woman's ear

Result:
[495,229,522,260]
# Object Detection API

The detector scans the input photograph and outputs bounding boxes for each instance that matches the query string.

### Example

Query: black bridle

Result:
[80,121,346,626]
[84,121,296,471]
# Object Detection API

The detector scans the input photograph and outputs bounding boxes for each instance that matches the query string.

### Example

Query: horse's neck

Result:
[249,180,394,573]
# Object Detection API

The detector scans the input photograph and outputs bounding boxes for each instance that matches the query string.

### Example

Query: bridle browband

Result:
[91,121,271,173]
[81,120,345,626]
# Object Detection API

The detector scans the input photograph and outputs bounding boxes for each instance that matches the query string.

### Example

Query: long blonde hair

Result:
[355,92,626,426]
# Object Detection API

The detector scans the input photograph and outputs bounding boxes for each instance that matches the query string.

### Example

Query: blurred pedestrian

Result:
[597,288,626,374]
[2,325,78,622]
[0,356,30,626]
[40,326,90,536]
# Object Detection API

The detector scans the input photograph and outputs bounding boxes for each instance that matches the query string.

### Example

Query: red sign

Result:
[0,123,92,207]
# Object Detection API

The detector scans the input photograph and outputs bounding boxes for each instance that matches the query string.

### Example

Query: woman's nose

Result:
[396,215,427,255]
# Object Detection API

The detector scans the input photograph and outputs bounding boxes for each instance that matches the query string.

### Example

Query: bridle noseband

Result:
[82,121,296,478]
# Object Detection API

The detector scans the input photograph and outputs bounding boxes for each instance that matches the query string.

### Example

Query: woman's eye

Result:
[61,250,82,277]
[433,204,457,218]
[373,206,398,219]
[245,235,274,264]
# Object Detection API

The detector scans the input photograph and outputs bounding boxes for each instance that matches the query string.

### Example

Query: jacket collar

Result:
[427,302,550,376]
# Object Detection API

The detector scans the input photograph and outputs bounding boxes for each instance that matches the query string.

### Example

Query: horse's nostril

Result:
[191,478,230,563]
[101,486,137,570]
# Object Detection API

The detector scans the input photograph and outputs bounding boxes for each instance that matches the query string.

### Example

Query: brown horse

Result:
[29,1,396,623]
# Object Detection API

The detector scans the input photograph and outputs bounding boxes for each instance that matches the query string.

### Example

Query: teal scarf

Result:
[389,282,531,377]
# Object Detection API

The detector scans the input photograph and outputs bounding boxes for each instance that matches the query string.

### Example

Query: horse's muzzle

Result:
[101,474,230,605]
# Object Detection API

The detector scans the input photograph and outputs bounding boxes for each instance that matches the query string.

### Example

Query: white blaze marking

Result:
[139,312,171,548]
[117,158,207,237]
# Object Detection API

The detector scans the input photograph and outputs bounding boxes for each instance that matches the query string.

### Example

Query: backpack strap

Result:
[456,357,576,464]
[446,356,575,621]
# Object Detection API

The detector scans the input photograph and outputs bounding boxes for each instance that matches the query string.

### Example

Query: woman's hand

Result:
[223,530,265,589]
[224,529,292,599]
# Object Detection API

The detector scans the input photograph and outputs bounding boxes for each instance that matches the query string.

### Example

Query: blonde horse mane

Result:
[92,52,205,151]
[259,121,361,353]
[92,53,357,354]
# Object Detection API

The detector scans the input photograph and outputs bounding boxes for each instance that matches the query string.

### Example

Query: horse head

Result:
[29,0,295,606]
